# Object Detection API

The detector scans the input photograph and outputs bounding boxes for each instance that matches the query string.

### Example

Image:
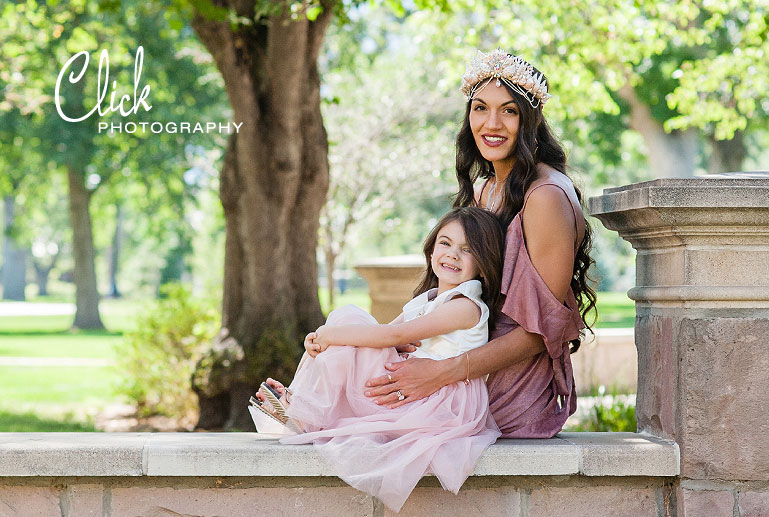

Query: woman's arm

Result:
[365,325,546,407]
[366,185,577,407]
[314,297,481,349]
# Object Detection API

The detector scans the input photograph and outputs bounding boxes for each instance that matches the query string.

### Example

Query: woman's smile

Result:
[481,134,508,147]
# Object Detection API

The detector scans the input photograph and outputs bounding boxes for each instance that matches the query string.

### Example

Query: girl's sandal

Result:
[248,391,302,435]
[249,395,292,434]
[259,382,288,419]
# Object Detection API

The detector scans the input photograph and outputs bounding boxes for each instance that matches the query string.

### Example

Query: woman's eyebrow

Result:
[437,234,453,242]
[473,98,517,107]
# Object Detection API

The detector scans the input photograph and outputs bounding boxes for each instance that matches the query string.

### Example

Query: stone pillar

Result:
[589,172,769,516]
[355,255,425,323]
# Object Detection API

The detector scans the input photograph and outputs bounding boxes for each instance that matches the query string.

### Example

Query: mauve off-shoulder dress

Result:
[485,180,586,438]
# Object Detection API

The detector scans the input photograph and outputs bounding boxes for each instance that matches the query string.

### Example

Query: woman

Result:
[363,48,596,438]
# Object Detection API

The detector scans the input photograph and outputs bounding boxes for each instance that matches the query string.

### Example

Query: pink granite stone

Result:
[677,318,769,480]
[110,486,373,517]
[739,491,769,517]
[678,488,733,517]
[385,487,519,517]
[0,486,61,516]
[528,486,656,517]
[62,484,102,517]
[635,314,675,438]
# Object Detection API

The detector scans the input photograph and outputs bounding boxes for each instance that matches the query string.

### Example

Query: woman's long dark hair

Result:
[413,207,505,329]
[453,65,597,352]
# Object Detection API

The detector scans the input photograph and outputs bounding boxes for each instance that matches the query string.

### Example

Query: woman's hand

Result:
[364,356,455,409]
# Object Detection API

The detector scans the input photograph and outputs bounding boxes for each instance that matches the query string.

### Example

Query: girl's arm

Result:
[314,297,480,349]
[366,184,577,407]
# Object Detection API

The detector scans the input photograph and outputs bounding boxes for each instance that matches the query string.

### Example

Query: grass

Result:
[0,334,122,359]
[0,365,125,431]
[318,288,372,316]
[591,291,636,329]
[0,298,139,431]
[0,410,97,432]
[0,366,120,405]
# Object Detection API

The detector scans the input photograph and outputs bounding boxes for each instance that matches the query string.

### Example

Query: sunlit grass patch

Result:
[0,409,98,432]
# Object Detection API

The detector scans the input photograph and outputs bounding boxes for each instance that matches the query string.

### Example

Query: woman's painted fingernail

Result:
[385,363,392,368]
[365,391,371,396]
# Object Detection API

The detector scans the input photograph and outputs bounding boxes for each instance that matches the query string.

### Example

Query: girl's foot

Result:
[265,378,288,397]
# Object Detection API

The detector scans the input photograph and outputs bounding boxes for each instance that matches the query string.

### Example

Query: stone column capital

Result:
[589,172,769,241]
[588,172,769,306]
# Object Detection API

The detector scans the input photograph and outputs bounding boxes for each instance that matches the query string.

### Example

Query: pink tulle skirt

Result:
[279,305,500,512]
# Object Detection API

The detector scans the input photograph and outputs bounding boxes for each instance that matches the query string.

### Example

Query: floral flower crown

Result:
[460,48,551,108]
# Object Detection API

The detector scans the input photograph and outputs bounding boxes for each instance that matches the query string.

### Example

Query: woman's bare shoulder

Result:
[523,184,575,229]
[524,164,585,246]
[532,163,576,192]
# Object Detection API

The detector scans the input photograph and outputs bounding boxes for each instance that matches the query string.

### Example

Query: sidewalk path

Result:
[0,357,114,367]
[0,302,75,317]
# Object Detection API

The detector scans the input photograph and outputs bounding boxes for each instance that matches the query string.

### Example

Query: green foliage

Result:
[589,398,637,432]
[116,283,219,418]
[569,392,637,432]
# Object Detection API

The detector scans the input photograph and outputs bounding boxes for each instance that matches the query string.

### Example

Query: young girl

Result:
[249,206,504,512]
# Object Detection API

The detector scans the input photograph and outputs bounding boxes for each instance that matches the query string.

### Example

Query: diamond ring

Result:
[396,390,405,401]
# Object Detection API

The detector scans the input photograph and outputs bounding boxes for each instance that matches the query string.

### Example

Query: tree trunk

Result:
[33,262,51,297]
[2,195,27,301]
[708,130,746,174]
[190,3,332,430]
[108,202,122,298]
[32,251,58,297]
[618,85,697,178]
[67,167,104,329]
[325,246,336,311]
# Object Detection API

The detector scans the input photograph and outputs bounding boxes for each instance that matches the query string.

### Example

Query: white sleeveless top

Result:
[401,279,489,360]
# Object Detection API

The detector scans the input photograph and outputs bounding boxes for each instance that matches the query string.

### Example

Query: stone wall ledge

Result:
[0,432,678,478]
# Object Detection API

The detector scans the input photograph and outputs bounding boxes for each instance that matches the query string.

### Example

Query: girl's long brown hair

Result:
[413,207,505,329]
[453,64,597,352]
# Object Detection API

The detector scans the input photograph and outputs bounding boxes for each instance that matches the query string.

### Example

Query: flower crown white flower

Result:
[460,48,551,108]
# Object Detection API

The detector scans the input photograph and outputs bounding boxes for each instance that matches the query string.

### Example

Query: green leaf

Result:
[306,4,323,21]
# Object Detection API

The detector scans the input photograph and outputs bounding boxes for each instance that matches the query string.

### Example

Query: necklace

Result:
[486,178,502,212]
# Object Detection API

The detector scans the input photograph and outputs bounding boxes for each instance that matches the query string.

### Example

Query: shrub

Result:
[116,284,219,422]
[566,386,637,432]
[586,397,637,432]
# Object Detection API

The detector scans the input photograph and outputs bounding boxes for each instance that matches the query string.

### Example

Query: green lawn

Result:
[0,334,122,358]
[591,291,636,328]
[318,287,372,315]
[0,410,97,432]
[0,299,139,431]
